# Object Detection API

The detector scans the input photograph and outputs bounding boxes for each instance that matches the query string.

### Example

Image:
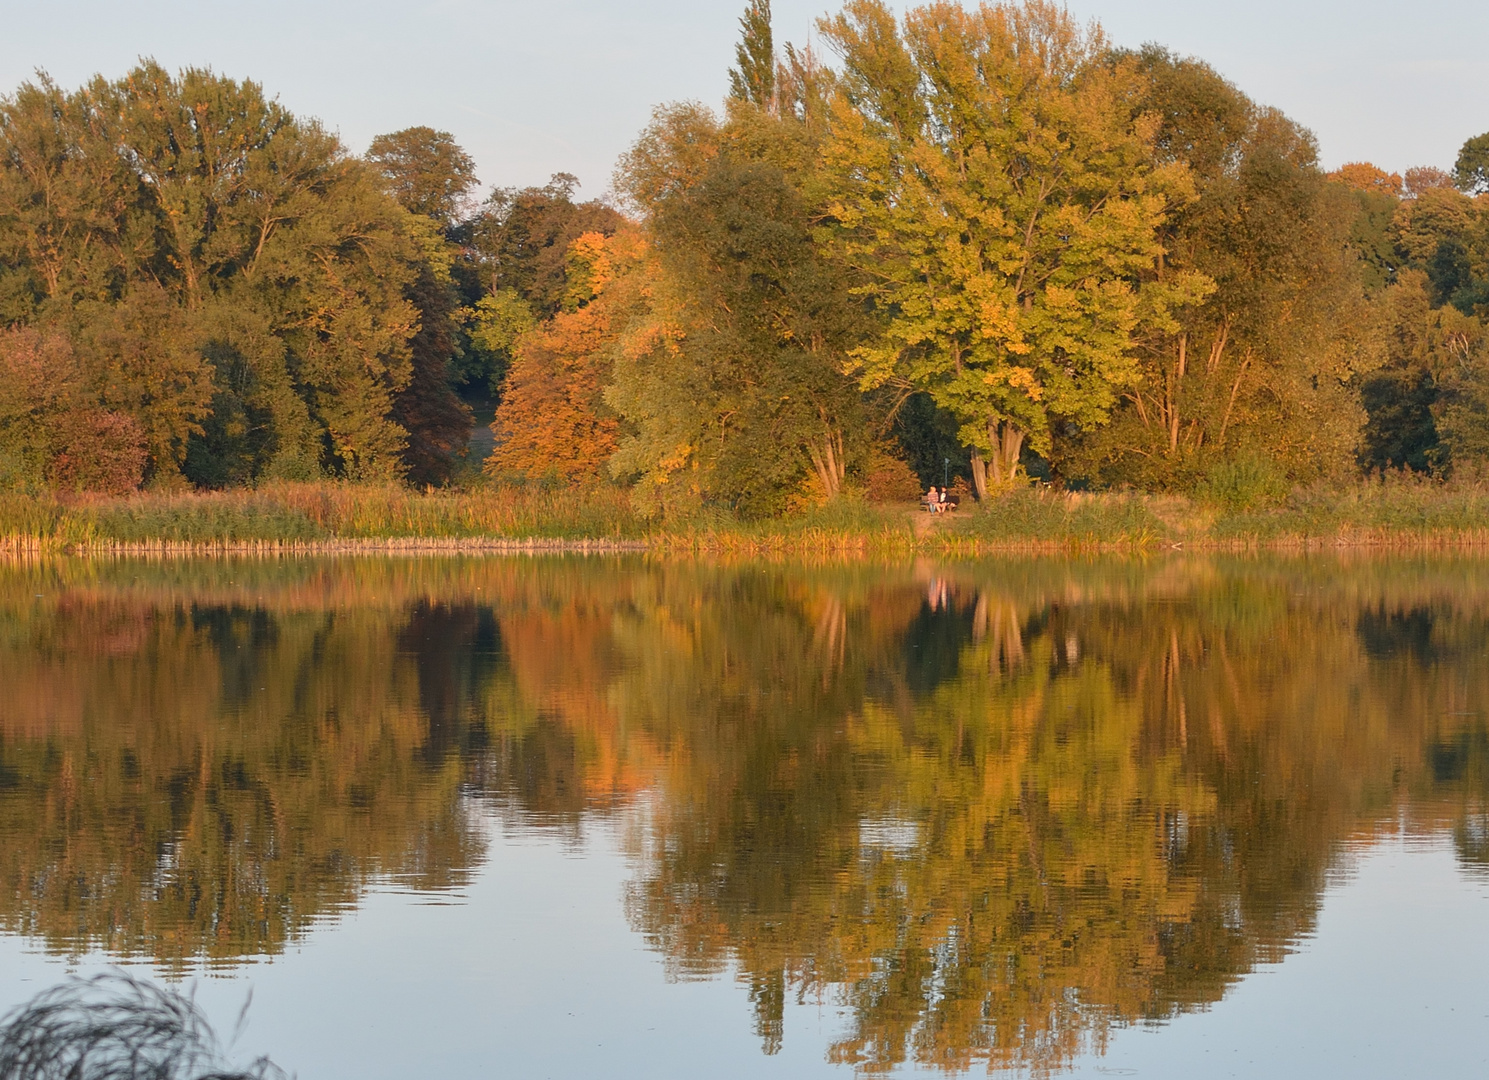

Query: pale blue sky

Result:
[2,1,1485,200]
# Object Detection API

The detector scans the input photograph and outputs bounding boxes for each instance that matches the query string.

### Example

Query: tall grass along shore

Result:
[9,474,1489,556]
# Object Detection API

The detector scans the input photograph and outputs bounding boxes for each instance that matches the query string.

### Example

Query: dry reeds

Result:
[0,973,281,1080]
[8,474,1489,556]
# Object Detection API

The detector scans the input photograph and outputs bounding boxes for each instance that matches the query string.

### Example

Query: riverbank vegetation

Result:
[4,1,1489,547]
[8,474,1489,553]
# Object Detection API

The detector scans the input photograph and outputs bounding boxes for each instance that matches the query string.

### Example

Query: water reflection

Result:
[0,555,1487,1073]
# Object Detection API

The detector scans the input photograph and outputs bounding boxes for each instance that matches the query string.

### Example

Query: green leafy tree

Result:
[610,103,879,518]
[1391,183,1489,314]
[820,1,1206,498]
[465,288,538,397]
[366,127,481,482]
[1065,49,1377,490]
[0,62,441,486]
[458,174,623,318]
[1359,272,1448,473]
[367,126,479,227]
[454,174,624,408]
[1456,132,1489,196]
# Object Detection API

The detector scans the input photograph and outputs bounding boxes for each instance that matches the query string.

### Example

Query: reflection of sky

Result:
[1065,834,1489,1080]
[1,815,1485,1079]
[1,1,1484,193]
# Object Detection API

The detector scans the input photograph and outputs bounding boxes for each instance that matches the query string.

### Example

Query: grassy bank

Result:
[7,475,1489,554]
[0,483,643,551]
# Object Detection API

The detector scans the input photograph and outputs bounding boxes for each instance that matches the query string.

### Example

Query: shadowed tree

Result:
[367,126,479,227]
[366,127,481,483]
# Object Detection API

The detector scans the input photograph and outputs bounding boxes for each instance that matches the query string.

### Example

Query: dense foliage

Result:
[4,2,1489,520]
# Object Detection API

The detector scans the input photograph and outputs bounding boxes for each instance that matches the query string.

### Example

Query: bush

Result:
[49,410,148,495]
[951,486,1169,546]
[1195,455,1290,513]
[864,448,923,503]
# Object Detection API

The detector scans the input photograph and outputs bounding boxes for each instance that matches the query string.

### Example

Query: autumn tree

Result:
[458,174,623,318]
[367,127,482,484]
[819,1,1206,499]
[1347,131,1489,476]
[728,0,776,109]
[485,227,647,483]
[1066,49,1377,489]
[1456,132,1489,195]
[0,63,436,487]
[1392,181,1488,314]
[1359,270,1489,474]
[367,126,479,227]
[0,327,145,493]
[609,95,882,518]
[1329,161,1403,196]
[455,174,624,403]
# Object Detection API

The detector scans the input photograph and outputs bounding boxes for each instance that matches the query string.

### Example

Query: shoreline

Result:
[8,531,1489,557]
[9,481,1489,557]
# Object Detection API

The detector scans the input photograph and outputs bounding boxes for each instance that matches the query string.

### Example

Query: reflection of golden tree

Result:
[618,557,1489,1074]
[2,552,1488,1067]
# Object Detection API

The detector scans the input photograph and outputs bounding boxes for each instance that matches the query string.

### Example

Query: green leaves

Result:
[821,1,1195,494]
[0,63,446,488]
[728,0,776,109]
[1454,132,1489,197]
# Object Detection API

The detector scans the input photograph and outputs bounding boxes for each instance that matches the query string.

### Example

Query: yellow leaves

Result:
[657,442,693,475]
[991,365,1043,401]
[562,227,647,311]
[822,2,1186,463]
[1328,161,1404,197]
[976,294,1024,345]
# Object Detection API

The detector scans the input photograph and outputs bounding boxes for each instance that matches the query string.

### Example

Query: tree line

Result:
[3,1,1489,517]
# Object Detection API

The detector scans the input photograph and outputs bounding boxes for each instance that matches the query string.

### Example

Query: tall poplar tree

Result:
[728,0,776,110]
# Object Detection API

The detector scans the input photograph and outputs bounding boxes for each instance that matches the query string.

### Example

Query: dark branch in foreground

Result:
[0,973,284,1080]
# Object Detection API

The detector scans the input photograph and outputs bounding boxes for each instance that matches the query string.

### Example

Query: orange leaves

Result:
[486,226,651,483]
[1328,161,1404,197]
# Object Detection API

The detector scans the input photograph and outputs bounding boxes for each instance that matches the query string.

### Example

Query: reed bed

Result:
[652,497,920,556]
[1213,473,1489,548]
[7,474,1489,555]
[941,487,1174,552]
[0,482,643,551]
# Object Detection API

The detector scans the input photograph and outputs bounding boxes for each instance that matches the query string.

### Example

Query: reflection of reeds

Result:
[0,973,281,1080]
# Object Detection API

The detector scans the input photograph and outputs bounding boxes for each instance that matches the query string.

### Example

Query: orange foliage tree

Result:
[485,227,649,483]
[1328,161,1404,196]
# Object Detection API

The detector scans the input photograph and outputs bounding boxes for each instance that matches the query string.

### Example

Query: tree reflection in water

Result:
[0,555,1486,1073]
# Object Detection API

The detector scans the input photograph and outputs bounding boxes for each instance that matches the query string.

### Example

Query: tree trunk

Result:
[988,420,1025,489]
[970,449,988,501]
[807,428,846,500]
[971,421,1026,500]
[1167,333,1187,456]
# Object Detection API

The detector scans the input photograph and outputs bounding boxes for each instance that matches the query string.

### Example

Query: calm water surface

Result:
[0,554,1487,1077]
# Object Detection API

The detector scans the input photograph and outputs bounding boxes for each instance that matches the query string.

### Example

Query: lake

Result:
[0,554,1486,1078]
